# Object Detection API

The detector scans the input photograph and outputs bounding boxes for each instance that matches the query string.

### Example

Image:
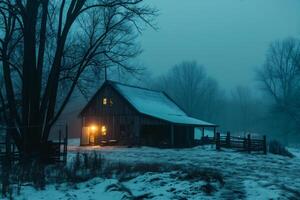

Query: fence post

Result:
[216,132,221,150]
[65,124,68,145]
[5,129,11,162]
[59,130,62,144]
[247,134,251,153]
[263,135,267,154]
[226,132,230,147]
[64,124,68,164]
[12,143,15,160]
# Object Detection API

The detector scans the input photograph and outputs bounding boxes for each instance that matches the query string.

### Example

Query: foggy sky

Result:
[138,0,300,90]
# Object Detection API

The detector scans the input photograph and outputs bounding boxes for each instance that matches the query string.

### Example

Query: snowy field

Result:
[10,139,300,200]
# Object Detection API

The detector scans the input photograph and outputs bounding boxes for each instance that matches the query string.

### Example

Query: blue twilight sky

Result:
[137,0,300,90]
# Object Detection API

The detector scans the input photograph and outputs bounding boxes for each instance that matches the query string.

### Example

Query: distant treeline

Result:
[142,38,300,145]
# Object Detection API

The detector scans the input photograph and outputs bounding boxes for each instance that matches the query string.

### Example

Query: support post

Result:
[80,117,83,146]
[216,132,221,150]
[58,129,62,163]
[59,130,62,144]
[64,124,68,164]
[226,131,231,147]
[65,124,68,144]
[170,125,174,147]
[12,143,15,159]
[247,134,251,153]
[213,127,216,139]
[134,116,140,146]
[263,135,267,154]
[5,129,11,157]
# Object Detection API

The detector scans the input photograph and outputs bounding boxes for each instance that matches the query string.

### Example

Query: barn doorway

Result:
[140,125,170,147]
[88,125,98,145]
[81,124,104,146]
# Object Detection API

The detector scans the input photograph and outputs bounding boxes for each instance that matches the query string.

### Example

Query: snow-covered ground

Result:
[8,139,300,200]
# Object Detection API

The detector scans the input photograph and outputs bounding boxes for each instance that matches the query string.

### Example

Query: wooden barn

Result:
[79,81,218,148]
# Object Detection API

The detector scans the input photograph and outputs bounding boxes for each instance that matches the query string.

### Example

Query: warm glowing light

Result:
[103,98,107,105]
[90,125,98,132]
[101,125,107,136]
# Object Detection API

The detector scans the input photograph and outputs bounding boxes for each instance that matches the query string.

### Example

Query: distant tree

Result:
[156,61,206,115]
[154,61,221,121]
[230,86,264,133]
[0,0,156,158]
[257,38,300,135]
[196,77,224,122]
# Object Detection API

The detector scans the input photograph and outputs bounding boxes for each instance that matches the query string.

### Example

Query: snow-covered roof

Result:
[110,81,216,127]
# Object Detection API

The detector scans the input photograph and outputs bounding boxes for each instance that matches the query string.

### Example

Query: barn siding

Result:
[81,84,171,145]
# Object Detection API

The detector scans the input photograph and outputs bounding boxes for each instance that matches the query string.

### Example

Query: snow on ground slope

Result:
[10,139,300,200]
[68,139,300,200]
[13,178,123,200]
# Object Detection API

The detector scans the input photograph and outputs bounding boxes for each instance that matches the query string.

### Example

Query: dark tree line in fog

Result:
[148,38,300,144]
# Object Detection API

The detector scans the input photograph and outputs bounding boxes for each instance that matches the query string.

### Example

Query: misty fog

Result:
[63,0,300,146]
[1,0,300,198]
[138,0,300,90]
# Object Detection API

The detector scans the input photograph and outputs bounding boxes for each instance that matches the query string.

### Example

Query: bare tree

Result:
[154,61,222,121]
[0,0,156,158]
[257,38,300,135]
[155,61,206,115]
[230,86,264,133]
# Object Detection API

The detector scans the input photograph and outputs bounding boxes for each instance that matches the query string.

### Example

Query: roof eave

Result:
[140,112,218,127]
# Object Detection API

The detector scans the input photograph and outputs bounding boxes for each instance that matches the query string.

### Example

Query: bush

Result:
[176,167,224,186]
[200,183,216,195]
[269,140,294,158]
[64,151,104,183]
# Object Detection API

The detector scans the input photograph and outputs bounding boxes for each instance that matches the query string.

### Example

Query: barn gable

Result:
[79,81,139,117]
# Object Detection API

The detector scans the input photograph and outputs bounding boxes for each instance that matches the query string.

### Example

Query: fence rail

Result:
[0,142,19,163]
[194,136,215,146]
[216,132,267,154]
[0,124,68,164]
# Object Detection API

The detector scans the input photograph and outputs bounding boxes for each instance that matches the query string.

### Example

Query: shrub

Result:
[1,152,225,198]
[31,161,46,190]
[63,152,104,183]
[176,168,224,186]
[269,140,294,158]
[200,183,216,195]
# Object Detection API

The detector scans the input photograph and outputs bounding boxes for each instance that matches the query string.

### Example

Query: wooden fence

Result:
[45,125,68,164]
[194,136,215,146]
[216,132,267,154]
[0,142,19,163]
[0,124,68,164]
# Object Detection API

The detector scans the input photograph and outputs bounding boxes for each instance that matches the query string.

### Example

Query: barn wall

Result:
[81,84,143,145]
[140,124,171,146]
[174,126,194,148]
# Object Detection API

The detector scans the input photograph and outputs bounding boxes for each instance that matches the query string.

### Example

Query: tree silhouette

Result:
[0,0,156,159]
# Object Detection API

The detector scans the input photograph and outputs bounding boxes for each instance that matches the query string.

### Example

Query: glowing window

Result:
[103,98,107,105]
[101,126,107,136]
[110,98,113,106]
